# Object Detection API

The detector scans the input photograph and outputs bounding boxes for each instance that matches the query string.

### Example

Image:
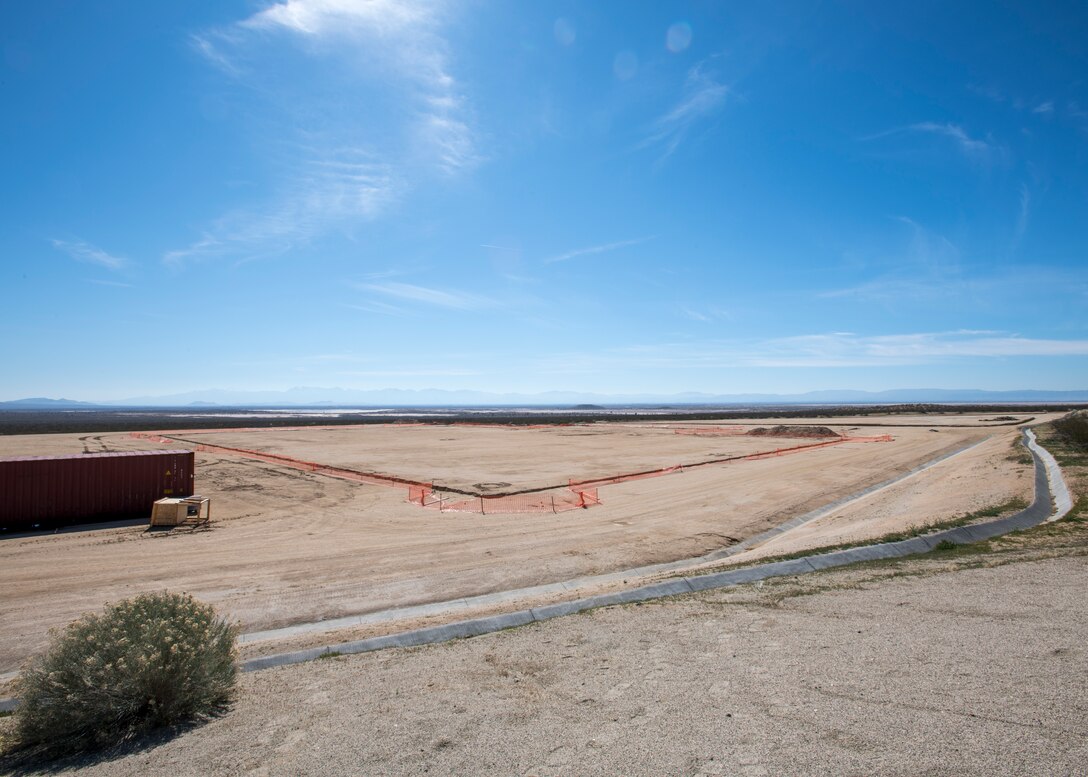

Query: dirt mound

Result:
[747,425,840,439]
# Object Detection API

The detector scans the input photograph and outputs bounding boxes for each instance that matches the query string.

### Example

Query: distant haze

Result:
[3,388,1087,409]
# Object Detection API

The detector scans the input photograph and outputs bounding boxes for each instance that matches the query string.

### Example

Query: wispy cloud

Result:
[681,306,732,323]
[863,122,1000,163]
[534,331,1088,372]
[170,0,475,264]
[356,281,494,310]
[166,151,400,265]
[87,279,134,288]
[909,122,993,157]
[337,368,479,377]
[543,236,655,264]
[51,239,127,271]
[821,264,1088,306]
[1032,101,1054,115]
[344,301,410,317]
[638,60,729,161]
[749,331,1088,366]
[892,215,960,271]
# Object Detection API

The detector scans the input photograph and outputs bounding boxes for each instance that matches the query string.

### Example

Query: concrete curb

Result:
[234,428,1065,675]
[1028,428,1074,521]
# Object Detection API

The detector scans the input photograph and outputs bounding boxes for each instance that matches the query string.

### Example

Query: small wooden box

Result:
[150,495,210,527]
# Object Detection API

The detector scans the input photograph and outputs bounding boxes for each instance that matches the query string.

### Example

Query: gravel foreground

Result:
[7,549,1086,776]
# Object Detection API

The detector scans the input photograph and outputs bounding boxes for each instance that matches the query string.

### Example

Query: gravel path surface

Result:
[28,553,1087,776]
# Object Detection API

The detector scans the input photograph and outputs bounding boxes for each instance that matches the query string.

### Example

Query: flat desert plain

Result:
[0,413,1053,677]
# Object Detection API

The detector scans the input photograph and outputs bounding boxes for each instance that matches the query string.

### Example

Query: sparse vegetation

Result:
[690,496,1031,574]
[1007,434,1034,465]
[6,592,236,758]
[1053,411,1088,443]
[1052,412,1088,463]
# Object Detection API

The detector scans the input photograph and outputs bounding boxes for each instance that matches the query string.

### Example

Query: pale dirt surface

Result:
[175,424,785,492]
[655,412,1048,428]
[12,551,1086,776]
[0,416,1037,675]
[703,431,1034,567]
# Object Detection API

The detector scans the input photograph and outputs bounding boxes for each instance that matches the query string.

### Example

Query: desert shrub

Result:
[11,592,237,755]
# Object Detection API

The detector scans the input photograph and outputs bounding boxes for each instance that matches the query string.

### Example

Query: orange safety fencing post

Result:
[131,427,891,516]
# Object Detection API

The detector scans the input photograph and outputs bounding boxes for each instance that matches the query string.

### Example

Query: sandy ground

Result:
[0,416,1044,676]
[176,424,788,492]
[710,432,1034,566]
[11,546,1086,776]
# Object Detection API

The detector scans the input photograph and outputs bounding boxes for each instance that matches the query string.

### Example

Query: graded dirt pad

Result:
[17,553,1087,776]
[170,424,793,493]
[0,415,1051,675]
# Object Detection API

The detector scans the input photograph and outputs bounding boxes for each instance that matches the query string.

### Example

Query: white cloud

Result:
[51,239,127,271]
[540,331,1088,372]
[893,215,960,270]
[544,236,655,264]
[357,281,494,310]
[337,368,479,377]
[638,60,728,160]
[681,306,731,323]
[863,122,1000,164]
[87,279,134,288]
[745,331,1088,367]
[171,0,474,264]
[344,301,410,317]
[908,122,994,157]
[241,0,429,36]
[166,150,401,265]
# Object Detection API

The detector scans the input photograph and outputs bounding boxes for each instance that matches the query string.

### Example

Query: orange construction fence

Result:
[568,434,893,490]
[407,485,600,514]
[129,429,892,515]
[130,432,432,490]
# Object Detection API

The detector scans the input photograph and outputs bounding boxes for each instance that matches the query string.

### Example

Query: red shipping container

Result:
[0,450,195,532]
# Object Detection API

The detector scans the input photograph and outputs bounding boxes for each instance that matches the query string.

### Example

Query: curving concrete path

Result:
[1028,428,1074,520]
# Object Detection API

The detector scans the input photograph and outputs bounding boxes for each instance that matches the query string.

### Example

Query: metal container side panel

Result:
[5,460,31,526]
[172,452,195,498]
[0,451,199,530]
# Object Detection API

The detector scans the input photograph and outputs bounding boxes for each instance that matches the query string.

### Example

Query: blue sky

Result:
[2,0,1087,401]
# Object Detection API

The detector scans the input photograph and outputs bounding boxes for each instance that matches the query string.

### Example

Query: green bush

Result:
[11,592,237,755]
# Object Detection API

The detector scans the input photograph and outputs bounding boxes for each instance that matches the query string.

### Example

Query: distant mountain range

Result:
[0,397,101,408]
[2,387,1088,408]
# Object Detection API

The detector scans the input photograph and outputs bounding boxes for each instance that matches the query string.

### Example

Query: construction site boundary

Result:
[129,429,893,516]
